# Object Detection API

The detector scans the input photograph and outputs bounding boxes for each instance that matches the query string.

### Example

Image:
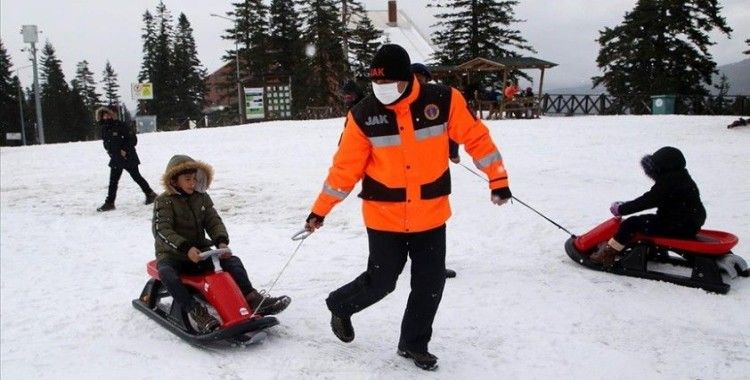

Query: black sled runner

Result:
[132,249,279,347]
[565,218,749,294]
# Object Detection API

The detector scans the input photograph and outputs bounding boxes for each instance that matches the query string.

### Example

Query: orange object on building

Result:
[504,84,520,100]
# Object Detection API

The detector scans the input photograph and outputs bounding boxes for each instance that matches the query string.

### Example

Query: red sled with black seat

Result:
[564,218,749,294]
[132,249,279,346]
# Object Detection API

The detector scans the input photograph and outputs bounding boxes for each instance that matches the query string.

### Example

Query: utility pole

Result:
[15,65,32,146]
[211,13,244,124]
[21,25,44,144]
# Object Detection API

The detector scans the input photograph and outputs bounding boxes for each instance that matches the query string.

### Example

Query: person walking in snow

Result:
[303,44,512,371]
[590,146,706,269]
[152,154,291,333]
[96,106,157,211]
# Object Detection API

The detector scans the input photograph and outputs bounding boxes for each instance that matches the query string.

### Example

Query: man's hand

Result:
[450,156,461,164]
[490,187,512,206]
[187,247,202,263]
[120,149,127,158]
[305,212,325,232]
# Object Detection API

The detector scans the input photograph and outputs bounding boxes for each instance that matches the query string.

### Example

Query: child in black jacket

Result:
[590,146,706,269]
[96,106,157,211]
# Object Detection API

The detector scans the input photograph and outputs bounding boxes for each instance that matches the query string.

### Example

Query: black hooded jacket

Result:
[619,147,706,232]
[101,119,141,169]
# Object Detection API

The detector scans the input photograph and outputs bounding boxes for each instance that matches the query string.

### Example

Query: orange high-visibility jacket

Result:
[311,79,510,233]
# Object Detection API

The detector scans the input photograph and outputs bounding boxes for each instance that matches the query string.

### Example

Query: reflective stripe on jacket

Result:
[312,78,509,233]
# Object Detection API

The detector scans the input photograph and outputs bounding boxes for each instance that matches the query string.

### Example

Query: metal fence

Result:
[541,94,749,116]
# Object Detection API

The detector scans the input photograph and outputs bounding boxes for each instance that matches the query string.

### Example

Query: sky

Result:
[2,0,749,110]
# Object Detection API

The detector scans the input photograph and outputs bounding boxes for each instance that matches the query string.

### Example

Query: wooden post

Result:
[537,68,546,117]
[499,68,508,119]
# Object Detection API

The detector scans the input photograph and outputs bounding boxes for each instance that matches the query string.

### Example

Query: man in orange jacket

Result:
[304,44,511,371]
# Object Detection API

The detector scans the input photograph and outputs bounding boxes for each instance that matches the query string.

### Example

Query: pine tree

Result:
[39,41,74,143]
[173,13,207,123]
[224,0,271,81]
[152,1,177,123]
[69,78,94,141]
[340,0,366,71]
[298,0,349,109]
[593,0,732,114]
[348,12,382,80]
[101,60,121,106]
[75,60,100,108]
[0,39,23,145]
[429,0,535,65]
[138,10,157,115]
[269,0,305,115]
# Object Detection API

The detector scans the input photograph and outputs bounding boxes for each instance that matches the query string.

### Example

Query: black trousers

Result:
[157,255,255,310]
[326,225,446,353]
[106,166,152,203]
[615,214,699,244]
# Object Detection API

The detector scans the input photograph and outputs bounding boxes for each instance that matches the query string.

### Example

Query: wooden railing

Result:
[540,94,749,116]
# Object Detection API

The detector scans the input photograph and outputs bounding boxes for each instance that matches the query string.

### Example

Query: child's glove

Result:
[610,201,623,217]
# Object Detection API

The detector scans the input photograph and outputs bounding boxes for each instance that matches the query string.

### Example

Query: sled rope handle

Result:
[291,228,313,241]
[457,161,576,238]
[250,231,309,317]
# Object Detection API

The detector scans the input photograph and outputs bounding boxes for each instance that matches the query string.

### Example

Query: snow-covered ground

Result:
[1,115,749,379]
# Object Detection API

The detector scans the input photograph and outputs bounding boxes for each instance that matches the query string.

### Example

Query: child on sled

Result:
[590,146,706,269]
[152,154,291,333]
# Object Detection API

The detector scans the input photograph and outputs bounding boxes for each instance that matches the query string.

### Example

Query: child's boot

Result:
[188,303,220,334]
[246,290,291,315]
[589,242,621,270]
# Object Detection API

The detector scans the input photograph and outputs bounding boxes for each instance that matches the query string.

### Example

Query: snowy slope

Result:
[1,115,749,379]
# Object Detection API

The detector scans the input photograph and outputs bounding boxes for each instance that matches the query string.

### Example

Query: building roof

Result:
[455,57,558,71]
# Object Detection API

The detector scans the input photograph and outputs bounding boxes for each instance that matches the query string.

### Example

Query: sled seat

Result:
[636,230,738,256]
[146,260,212,289]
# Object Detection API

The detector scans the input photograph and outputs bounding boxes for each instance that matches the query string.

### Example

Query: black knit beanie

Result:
[369,44,412,81]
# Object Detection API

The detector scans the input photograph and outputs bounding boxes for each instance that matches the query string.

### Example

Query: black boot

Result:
[398,349,438,370]
[97,202,115,212]
[145,191,157,205]
[246,290,291,315]
[445,268,457,278]
[590,244,619,270]
[330,312,354,343]
[188,303,220,334]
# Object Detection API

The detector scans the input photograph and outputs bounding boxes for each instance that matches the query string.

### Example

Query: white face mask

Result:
[372,82,404,105]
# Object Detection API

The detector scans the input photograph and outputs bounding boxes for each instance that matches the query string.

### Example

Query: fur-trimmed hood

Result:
[641,146,686,179]
[161,154,214,194]
[95,106,117,122]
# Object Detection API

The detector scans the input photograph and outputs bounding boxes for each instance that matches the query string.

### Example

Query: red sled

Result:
[132,249,279,346]
[565,218,748,294]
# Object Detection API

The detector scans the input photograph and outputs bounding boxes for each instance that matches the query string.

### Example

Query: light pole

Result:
[21,25,44,144]
[210,13,244,124]
[15,64,33,146]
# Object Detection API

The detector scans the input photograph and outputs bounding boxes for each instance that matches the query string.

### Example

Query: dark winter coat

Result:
[618,146,706,232]
[152,155,228,263]
[98,107,140,169]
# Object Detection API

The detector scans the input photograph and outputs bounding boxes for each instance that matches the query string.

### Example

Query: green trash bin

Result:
[651,95,676,115]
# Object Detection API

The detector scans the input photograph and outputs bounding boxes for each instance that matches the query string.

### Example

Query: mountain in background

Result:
[714,58,750,95]
[546,58,750,95]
